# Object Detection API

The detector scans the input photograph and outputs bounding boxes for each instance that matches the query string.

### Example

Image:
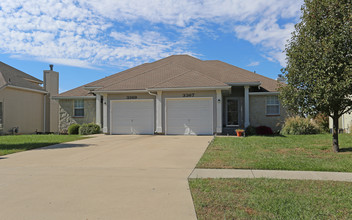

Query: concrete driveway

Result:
[0,135,212,220]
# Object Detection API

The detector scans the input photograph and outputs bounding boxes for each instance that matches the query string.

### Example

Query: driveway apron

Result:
[0,135,212,220]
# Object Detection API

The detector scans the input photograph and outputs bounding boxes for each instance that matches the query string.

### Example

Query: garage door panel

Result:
[111,100,154,135]
[166,98,213,135]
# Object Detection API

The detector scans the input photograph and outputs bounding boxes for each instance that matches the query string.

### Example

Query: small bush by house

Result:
[79,123,101,135]
[281,116,320,135]
[245,125,257,136]
[68,124,80,135]
[256,126,273,135]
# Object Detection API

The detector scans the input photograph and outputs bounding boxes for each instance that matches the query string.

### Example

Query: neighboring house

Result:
[54,55,287,135]
[329,113,352,133]
[0,62,59,134]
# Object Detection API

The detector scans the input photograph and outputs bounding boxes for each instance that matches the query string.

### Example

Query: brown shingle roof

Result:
[58,55,279,97]
[0,61,45,91]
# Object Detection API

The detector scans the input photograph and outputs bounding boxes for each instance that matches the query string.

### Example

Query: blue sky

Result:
[0,0,303,93]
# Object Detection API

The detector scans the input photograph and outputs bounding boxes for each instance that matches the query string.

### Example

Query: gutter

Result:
[249,92,279,95]
[7,85,48,94]
[52,96,96,100]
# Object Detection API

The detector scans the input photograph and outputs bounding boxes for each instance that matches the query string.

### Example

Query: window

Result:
[0,102,3,129]
[266,96,280,115]
[226,99,239,126]
[74,100,84,117]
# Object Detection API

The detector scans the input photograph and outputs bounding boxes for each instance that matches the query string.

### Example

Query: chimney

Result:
[44,65,59,133]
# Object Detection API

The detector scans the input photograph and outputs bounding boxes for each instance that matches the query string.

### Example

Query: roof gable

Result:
[58,55,280,97]
[0,62,44,91]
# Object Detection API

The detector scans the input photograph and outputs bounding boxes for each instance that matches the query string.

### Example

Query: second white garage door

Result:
[166,98,213,135]
[111,100,154,134]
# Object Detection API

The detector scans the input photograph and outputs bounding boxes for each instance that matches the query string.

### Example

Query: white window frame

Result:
[74,99,84,117]
[266,96,280,115]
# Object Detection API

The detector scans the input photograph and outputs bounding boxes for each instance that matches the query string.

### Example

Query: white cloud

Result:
[0,0,303,68]
[247,61,260,67]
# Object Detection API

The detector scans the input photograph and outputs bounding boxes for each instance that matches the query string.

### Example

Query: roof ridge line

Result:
[97,62,176,90]
[148,69,192,88]
[87,55,181,87]
[207,60,277,82]
[148,63,227,88]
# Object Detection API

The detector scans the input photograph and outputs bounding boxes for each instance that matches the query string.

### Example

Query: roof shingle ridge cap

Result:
[87,55,181,87]
[61,56,179,94]
[85,63,150,87]
[208,60,277,82]
[148,63,227,88]
[97,62,183,90]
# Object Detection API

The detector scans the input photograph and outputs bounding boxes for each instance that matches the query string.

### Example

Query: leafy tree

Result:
[280,0,352,152]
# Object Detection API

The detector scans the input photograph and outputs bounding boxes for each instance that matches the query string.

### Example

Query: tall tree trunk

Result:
[332,114,340,153]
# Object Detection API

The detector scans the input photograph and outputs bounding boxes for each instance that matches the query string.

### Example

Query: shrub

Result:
[256,126,273,135]
[68,124,80,135]
[79,123,101,135]
[245,126,257,136]
[312,113,329,133]
[281,116,320,135]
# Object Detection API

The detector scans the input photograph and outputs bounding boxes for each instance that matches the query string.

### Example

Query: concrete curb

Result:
[189,168,352,182]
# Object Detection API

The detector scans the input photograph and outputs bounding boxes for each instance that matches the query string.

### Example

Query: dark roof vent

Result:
[50,64,54,71]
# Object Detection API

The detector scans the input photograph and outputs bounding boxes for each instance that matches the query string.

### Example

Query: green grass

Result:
[189,178,352,220]
[0,135,87,156]
[197,134,352,172]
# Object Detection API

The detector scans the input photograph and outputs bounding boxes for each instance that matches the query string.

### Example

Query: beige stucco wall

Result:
[58,99,96,132]
[0,87,44,134]
[249,95,287,132]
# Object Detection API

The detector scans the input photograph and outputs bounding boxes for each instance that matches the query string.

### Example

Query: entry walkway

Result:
[189,168,352,182]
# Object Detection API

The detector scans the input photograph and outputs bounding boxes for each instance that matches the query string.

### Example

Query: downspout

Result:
[43,94,46,133]
[147,90,157,96]
[147,90,159,134]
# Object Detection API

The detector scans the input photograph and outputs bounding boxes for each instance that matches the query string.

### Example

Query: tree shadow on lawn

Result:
[0,143,91,151]
[339,147,352,152]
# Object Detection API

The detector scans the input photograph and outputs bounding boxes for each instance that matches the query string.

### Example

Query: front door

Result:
[226,99,239,126]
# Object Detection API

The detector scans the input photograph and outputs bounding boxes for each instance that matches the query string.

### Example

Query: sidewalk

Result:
[189,168,352,182]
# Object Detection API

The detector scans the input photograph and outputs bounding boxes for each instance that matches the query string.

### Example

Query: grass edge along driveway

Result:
[196,134,352,172]
[0,135,87,156]
[189,178,352,220]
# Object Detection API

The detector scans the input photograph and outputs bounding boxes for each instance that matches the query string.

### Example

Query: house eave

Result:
[147,86,231,92]
[6,85,48,94]
[94,90,148,94]
[52,96,96,100]
[249,92,279,95]
[227,82,261,86]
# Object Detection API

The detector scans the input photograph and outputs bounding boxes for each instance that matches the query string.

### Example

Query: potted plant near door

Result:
[236,129,245,137]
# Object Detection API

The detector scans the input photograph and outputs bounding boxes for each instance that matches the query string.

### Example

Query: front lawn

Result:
[0,135,86,156]
[189,178,352,220]
[197,134,352,172]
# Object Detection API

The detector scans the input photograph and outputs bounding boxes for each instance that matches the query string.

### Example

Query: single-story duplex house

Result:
[0,62,59,134]
[55,55,287,135]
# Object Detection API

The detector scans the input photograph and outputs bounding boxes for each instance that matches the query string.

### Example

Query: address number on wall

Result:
[126,96,137,99]
[182,93,195,97]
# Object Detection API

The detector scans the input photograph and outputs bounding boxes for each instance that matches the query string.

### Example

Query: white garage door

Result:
[166,98,213,135]
[111,100,154,134]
